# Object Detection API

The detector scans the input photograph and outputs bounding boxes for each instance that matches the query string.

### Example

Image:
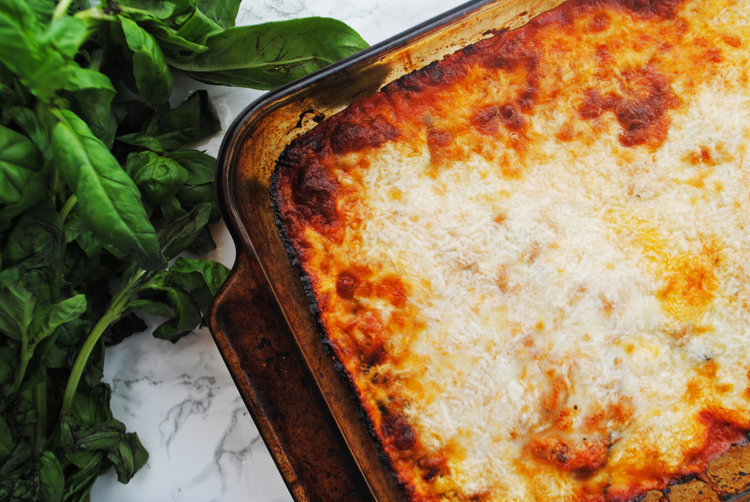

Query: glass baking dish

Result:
[208,0,750,500]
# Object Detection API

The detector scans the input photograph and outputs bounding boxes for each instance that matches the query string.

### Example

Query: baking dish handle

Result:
[208,249,372,502]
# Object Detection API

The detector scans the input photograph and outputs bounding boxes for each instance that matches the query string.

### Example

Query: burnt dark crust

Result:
[269,52,462,490]
[269,159,410,496]
[269,155,409,484]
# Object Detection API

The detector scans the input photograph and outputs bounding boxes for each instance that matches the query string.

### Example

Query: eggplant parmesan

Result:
[271,0,750,500]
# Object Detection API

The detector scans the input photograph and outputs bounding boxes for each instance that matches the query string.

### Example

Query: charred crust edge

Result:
[269,152,409,497]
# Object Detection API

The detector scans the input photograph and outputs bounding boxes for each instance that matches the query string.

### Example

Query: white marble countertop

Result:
[90,1,461,501]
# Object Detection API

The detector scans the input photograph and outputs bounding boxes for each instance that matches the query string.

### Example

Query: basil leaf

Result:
[124,299,171,318]
[0,167,49,234]
[3,106,48,150]
[57,415,148,484]
[115,133,166,153]
[195,0,241,28]
[144,23,209,57]
[0,125,41,205]
[110,429,149,483]
[37,450,64,502]
[144,89,221,145]
[169,150,216,211]
[0,345,15,385]
[43,317,90,370]
[177,183,214,212]
[50,109,164,270]
[0,0,42,36]
[111,99,153,137]
[186,228,217,255]
[41,16,87,58]
[0,441,35,498]
[158,201,211,258]
[62,239,109,292]
[175,7,221,44]
[26,0,57,24]
[158,195,187,221]
[125,150,188,204]
[0,1,51,94]
[0,436,33,473]
[64,215,100,251]
[0,268,37,344]
[0,3,108,100]
[4,200,62,276]
[0,265,85,393]
[117,90,221,151]
[34,295,87,350]
[114,0,183,20]
[149,285,202,341]
[0,122,52,232]
[170,17,368,89]
[118,16,172,108]
[106,312,147,346]
[166,149,215,184]
[168,257,230,296]
[66,87,117,147]
[134,257,229,342]
[60,451,104,501]
[0,415,13,462]
[58,66,115,94]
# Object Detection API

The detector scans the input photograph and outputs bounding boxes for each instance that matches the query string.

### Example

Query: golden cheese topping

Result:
[271,0,750,500]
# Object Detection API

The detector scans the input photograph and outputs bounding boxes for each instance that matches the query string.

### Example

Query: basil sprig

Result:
[0,0,368,500]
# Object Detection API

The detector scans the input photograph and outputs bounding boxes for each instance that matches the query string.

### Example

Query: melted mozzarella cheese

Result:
[351,82,750,498]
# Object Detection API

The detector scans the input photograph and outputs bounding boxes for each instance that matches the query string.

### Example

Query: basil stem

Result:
[53,0,75,20]
[59,269,148,417]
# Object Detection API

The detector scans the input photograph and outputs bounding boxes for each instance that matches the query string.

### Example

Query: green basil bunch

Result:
[0,0,368,500]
